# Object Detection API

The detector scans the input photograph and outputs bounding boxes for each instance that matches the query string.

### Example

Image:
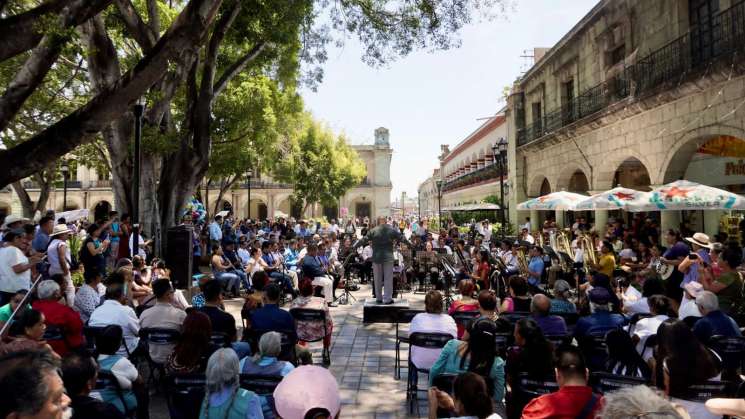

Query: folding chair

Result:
[83,325,106,355]
[494,332,513,358]
[500,311,531,324]
[394,309,424,379]
[165,373,206,419]
[708,335,745,380]
[679,380,732,403]
[289,307,331,364]
[512,373,559,414]
[250,329,298,364]
[545,334,572,348]
[239,374,284,415]
[139,327,181,387]
[590,371,648,394]
[578,334,609,372]
[431,373,459,418]
[406,332,454,415]
[450,310,480,335]
[210,332,230,348]
[43,324,65,345]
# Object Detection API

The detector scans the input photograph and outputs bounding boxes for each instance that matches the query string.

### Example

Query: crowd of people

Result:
[1,208,745,418]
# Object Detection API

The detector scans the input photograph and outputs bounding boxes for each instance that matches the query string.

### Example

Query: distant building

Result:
[0,128,393,221]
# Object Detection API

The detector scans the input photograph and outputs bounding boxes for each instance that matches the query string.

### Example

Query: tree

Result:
[0,0,505,251]
[275,117,366,214]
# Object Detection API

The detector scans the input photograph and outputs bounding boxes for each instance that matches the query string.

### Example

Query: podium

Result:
[362,298,410,323]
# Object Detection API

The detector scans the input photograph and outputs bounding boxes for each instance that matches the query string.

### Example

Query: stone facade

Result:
[0,128,393,221]
[507,0,745,236]
[418,169,440,218]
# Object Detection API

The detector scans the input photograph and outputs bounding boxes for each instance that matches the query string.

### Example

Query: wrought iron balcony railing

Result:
[517,0,745,147]
[442,161,506,193]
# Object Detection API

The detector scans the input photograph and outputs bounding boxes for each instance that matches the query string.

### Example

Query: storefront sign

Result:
[698,135,745,158]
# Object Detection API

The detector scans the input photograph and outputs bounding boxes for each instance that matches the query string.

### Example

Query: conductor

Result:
[354,216,408,304]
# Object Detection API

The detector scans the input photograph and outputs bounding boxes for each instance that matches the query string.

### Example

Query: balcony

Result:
[442,162,505,193]
[517,0,745,147]
[238,180,291,189]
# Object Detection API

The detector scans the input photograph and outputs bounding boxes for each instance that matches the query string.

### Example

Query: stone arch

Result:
[56,196,83,212]
[610,157,653,191]
[527,174,551,197]
[0,201,11,220]
[555,163,591,193]
[594,151,655,190]
[658,124,745,184]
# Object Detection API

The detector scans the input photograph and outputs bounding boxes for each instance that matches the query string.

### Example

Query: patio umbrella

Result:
[626,180,745,211]
[573,187,650,211]
[517,191,588,211]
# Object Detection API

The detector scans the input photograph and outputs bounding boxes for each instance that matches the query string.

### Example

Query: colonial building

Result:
[0,128,393,221]
[418,169,440,218]
[508,0,745,236]
[440,112,508,210]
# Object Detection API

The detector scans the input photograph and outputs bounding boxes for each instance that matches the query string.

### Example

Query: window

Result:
[690,0,720,65]
[562,79,575,123]
[531,102,542,132]
[610,44,625,66]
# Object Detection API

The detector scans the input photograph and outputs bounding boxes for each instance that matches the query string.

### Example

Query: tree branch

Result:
[147,0,160,35]
[0,0,224,188]
[113,0,157,52]
[214,42,267,97]
[0,0,112,62]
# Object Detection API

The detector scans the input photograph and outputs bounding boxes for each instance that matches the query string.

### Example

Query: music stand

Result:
[438,254,457,309]
[335,252,359,305]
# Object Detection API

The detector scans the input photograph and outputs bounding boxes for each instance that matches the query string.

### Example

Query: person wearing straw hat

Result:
[0,215,29,241]
[0,229,42,306]
[47,224,75,307]
[679,232,712,290]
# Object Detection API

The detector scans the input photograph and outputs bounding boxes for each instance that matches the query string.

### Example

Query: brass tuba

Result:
[555,231,574,272]
[580,233,598,266]
[517,247,529,276]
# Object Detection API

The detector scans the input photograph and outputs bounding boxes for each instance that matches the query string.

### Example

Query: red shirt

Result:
[32,299,84,356]
[522,386,603,419]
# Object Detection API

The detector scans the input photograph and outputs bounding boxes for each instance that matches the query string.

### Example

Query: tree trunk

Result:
[10,168,54,218]
[0,0,224,188]
[211,176,237,215]
[140,153,162,253]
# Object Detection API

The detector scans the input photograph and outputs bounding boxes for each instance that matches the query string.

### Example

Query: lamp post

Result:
[435,179,443,230]
[493,137,508,238]
[246,168,253,220]
[60,160,69,211]
[132,97,145,258]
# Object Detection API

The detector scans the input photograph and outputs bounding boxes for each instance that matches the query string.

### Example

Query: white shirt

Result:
[362,245,373,260]
[0,245,30,293]
[89,300,140,356]
[139,302,186,364]
[678,294,703,319]
[622,287,649,315]
[129,233,146,258]
[237,247,251,266]
[524,234,535,244]
[409,313,457,369]
[633,314,669,361]
[97,354,138,389]
[247,256,263,277]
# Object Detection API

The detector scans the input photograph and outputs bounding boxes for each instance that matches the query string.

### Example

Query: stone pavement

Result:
[151,283,431,418]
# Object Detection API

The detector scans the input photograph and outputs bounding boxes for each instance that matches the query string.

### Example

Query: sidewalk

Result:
[151,283,428,418]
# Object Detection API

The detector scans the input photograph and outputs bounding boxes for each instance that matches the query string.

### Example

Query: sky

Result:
[301,0,599,199]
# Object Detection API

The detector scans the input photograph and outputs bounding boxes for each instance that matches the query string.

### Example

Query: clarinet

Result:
[456,247,472,275]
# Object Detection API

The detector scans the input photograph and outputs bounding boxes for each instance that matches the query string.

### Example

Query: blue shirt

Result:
[32,231,50,253]
[692,310,742,344]
[429,339,506,402]
[249,304,294,332]
[239,356,294,376]
[533,314,568,336]
[209,222,223,241]
[301,256,325,278]
[681,248,711,288]
[573,311,627,338]
[550,299,577,314]
[528,257,544,286]
[283,248,299,269]
[664,241,689,260]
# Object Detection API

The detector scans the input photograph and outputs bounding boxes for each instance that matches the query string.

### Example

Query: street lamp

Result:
[60,160,69,211]
[132,97,145,258]
[435,179,443,230]
[246,168,253,220]
[493,137,508,238]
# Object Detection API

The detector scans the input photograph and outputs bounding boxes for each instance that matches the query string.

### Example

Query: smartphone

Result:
[689,253,699,260]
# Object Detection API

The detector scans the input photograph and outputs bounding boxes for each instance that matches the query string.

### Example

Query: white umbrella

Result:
[626,180,745,211]
[517,191,588,211]
[574,187,650,211]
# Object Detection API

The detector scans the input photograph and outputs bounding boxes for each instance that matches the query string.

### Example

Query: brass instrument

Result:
[580,234,598,266]
[555,231,574,272]
[516,247,529,276]
[455,247,472,275]
[536,231,544,248]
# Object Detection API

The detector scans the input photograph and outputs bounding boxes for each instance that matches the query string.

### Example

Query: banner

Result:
[697,135,745,158]
[55,209,89,223]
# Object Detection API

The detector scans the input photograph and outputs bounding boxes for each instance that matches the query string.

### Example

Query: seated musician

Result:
[469,250,491,291]
[436,235,452,255]
[453,240,471,282]
[416,241,440,290]
[527,246,545,292]
[498,241,519,277]
[520,228,535,245]
[318,241,342,294]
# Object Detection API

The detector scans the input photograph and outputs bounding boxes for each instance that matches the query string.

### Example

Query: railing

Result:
[517,0,745,147]
[442,161,505,193]
[239,180,291,189]
[91,180,112,188]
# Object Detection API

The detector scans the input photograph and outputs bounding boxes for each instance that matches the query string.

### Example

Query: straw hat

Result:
[1,215,29,229]
[685,232,712,249]
[50,224,72,237]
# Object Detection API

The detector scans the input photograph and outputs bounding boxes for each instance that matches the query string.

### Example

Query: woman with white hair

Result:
[201,348,264,418]
[601,385,690,418]
[240,332,294,418]
[31,279,84,356]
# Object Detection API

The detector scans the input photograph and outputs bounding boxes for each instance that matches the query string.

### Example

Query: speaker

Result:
[166,225,193,289]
